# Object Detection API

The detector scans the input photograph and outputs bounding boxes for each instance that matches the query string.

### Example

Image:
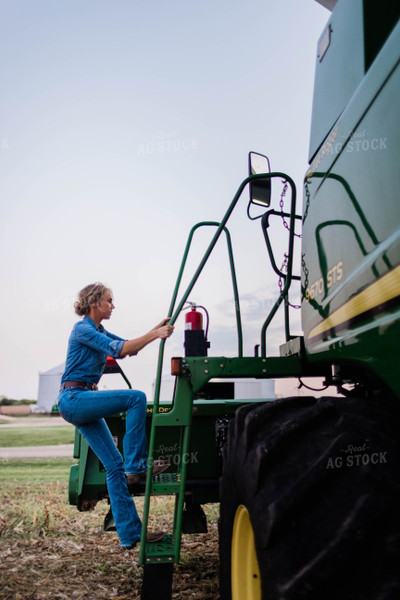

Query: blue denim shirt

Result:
[61,316,127,384]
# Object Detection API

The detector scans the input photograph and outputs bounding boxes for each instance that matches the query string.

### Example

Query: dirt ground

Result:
[0,484,220,600]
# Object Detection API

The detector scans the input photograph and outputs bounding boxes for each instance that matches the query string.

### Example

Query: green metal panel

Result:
[309,0,364,161]
[149,398,255,482]
[303,17,400,395]
[68,396,265,508]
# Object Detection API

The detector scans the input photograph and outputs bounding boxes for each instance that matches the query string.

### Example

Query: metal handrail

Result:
[151,173,261,416]
[167,221,243,354]
[151,171,297,415]
[260,174,297,352]
[151,221,243,417]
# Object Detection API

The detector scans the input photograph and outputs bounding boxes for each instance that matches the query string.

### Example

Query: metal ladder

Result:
[138,364,194,568]
[139,220,242,571]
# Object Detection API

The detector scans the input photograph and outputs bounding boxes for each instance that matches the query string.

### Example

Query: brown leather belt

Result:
[60,381,98,391]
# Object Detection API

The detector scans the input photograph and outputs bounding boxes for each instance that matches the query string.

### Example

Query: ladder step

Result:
[144,534,176,564]
[151,472,181,495]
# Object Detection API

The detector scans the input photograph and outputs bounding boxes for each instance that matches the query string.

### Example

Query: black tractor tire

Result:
[219,395,400,600]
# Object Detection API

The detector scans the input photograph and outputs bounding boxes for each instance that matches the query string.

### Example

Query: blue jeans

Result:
[58,386,148,547]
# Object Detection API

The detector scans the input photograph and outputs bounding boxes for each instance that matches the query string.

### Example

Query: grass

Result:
[0,475,220,599]
[0,458,75,482]
[0,438,220,598]
[0,425,75,447]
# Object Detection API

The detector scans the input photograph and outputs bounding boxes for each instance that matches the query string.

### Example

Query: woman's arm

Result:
[119,320,174,357]
[151,318,172,331]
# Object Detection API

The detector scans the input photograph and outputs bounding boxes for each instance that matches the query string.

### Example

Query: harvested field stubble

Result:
[0,483,220,599]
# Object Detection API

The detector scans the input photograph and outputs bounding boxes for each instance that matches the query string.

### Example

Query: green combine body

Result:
[303,0,400,397]
[68,1,400,598]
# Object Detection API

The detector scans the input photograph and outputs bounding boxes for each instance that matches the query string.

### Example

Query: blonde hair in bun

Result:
[74,282,111,316]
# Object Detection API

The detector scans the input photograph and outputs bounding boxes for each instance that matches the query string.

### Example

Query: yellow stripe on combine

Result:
[308,264,400,340]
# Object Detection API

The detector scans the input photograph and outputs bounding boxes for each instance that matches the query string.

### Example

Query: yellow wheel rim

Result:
[231,504,261,600]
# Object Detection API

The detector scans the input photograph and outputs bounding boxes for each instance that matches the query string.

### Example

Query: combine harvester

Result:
[68,1,400,598]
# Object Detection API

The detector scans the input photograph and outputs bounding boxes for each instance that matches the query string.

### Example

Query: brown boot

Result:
[146,529,165,543]
[126,461,170,486]
[122,530,165,550]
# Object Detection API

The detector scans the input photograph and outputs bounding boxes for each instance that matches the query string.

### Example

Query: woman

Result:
[58,282,174,549]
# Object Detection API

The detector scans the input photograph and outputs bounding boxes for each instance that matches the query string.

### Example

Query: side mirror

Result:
[248,151,271,207]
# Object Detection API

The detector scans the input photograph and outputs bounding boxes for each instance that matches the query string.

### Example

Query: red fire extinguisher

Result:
[185,306,203,331]
[184,303,210,356]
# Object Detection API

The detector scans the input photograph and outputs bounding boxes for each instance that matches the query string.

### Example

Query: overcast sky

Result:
[0,0,329,401]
